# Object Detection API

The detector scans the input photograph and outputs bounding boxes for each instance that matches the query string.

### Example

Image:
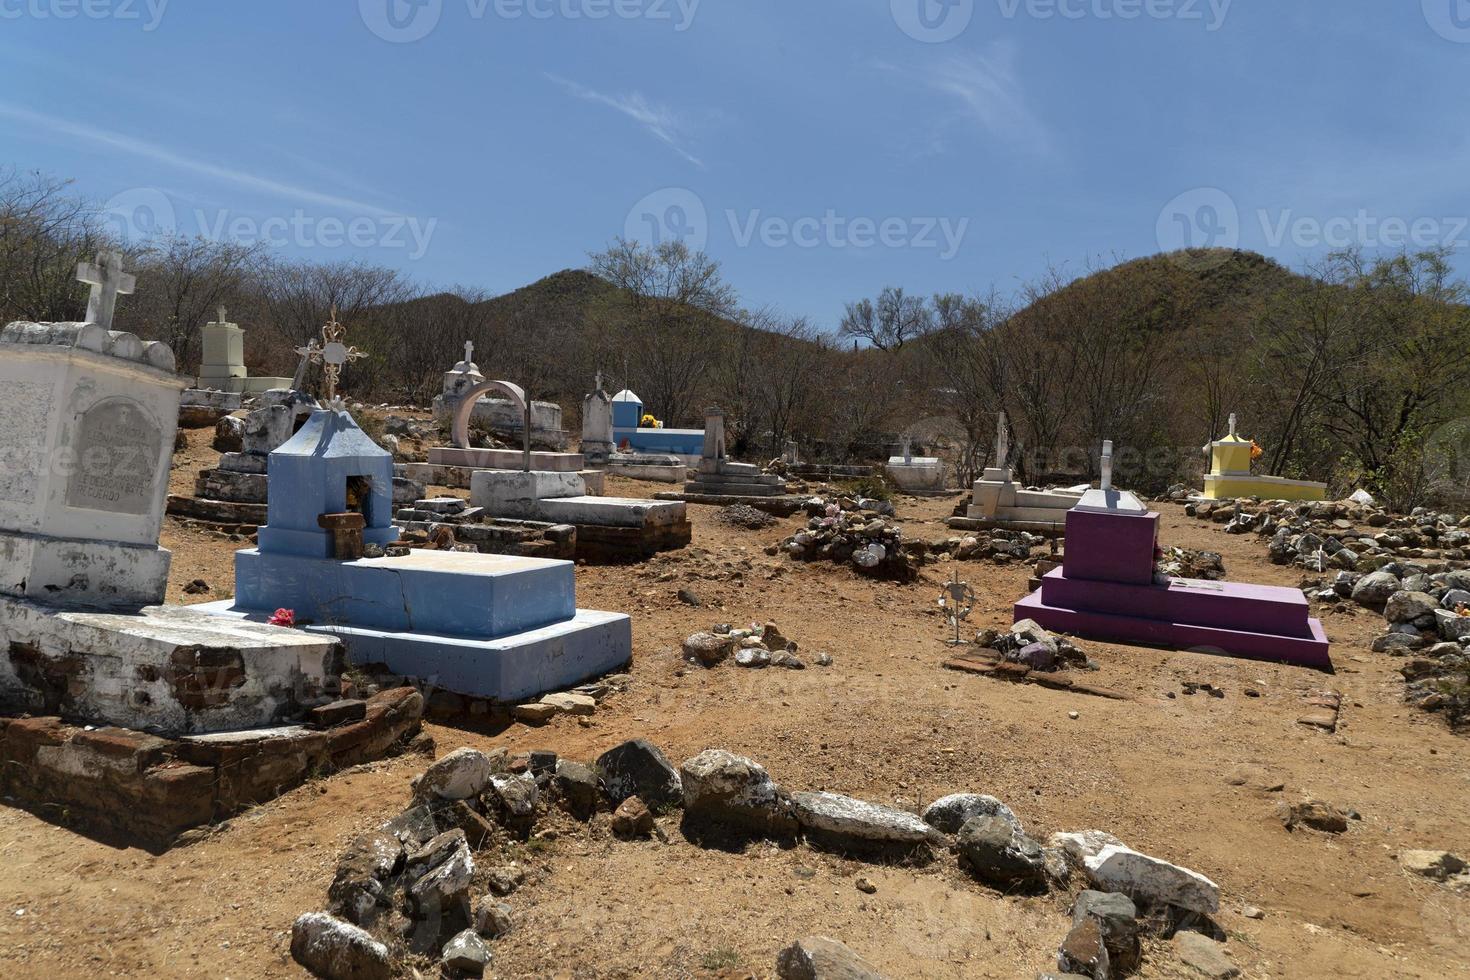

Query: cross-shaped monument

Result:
[1100,440,1114,491]
[995,412,1010,468]
[76,251,136,331]
[294,306,367,406]
[901,433,914,465]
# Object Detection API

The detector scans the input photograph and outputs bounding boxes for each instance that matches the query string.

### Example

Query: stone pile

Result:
[974,619,1091,673]
[921,530,1040,563]
[781,503,918,582]
[1180,495,1470,573]
[393,496,577,561]
[681,621,827,670]
[715,504,781,530]
[292,739,1231,980]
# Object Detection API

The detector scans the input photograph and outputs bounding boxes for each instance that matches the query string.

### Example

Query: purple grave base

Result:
[1016,494,1331,668]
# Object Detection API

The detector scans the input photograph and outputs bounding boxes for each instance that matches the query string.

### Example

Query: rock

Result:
[957,815,1048,890]
[406,833,474,913]
[1072,891,1141,973]
[612,796,655,838]
[793,791,943,850]
[552,760,601,820]
[596,739,683,808]
[815,653,834,667]
[1049,830,1126,867]
[1056,916,1108,980]
[680,749,798,836]
[1399,850,1467,881]
[763,621,797,652]
[922,794,1021,835]
[1373,632,1428,653]
[291,912,394,980]
[736,647,771,668]
[677,588,702,607]
[855,876,877,894]
[486,773,539,835]
[1083,844,1220,915]
[1436,608,1470,642]
[540,692,596,716]
[1351,570,1401,607]
[472,895,514,938]
[1172,931,1239,979]
[1385,590,1440,624]
[327,830,404,925]
[441,929,491,976]
[683,631,735,666]
[771,651,807,670]
[417,748,494,801]
[775,936,888,979]
[512,702,557,724]
[1277,798,1349,834]
[487,864,525,896]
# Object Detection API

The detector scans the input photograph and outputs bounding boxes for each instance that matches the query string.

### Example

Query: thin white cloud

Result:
[0,101,395,216]
[545,73,705,168]
[881,42,1055,158]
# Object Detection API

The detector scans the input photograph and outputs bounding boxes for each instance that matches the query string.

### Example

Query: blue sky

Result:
[3,1,1467,328]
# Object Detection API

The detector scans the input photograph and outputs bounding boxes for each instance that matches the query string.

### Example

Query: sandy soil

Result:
[1,430,1467,979]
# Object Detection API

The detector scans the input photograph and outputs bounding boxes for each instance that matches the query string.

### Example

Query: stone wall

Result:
[0,687,424,848]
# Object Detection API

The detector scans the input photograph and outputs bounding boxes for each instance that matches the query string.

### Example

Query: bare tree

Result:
[838,286,932,352]
[0,169,107,324]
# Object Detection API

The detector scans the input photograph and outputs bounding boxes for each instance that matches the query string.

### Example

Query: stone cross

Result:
[216,304,228,325]
[292,339,320,391]
[1228,413,1238,438]
[995,412,1010,467]
[1101,440,1114,492]
[595,370,604,393]
[75,251,136,331]
[464,340,475,365]
[295,306,367,405]
[902,433,914,465]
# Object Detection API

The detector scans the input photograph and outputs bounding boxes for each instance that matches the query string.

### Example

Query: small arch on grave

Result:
[450,380,532,465]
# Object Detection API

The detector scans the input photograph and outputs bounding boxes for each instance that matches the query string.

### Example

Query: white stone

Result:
[291,912,393,980]
[419,748,495,800]
[791,791,943,845]
[469,470,586,518]
[540,692,596,716]
[1083,844,1221,915]
[1049,829,1127,865]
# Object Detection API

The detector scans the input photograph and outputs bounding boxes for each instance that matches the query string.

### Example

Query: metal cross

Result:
[75,251,136,331]
[295,305,367,405]
[938,568,977,647]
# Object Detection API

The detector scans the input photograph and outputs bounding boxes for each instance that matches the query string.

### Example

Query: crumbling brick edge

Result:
[0,687,425,853]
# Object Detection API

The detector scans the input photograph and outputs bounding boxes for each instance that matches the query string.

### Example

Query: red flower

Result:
[269,609,296,627]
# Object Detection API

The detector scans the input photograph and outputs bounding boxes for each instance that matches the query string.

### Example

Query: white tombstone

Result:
[581,375,615,463]
[0,320,184,607]
[885,432,946,492]
[197,305,291,394]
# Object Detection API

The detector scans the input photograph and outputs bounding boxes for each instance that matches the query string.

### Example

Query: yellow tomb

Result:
[1202,415,1328,502]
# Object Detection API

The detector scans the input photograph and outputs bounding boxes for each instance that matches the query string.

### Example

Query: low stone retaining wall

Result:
[0,687,425,849]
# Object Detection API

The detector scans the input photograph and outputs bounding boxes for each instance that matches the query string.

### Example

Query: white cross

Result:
[1101,440,1114,491]
[996,412,1009,466]
[75,251,136,331]
[595,370,604,393]
[216,304,228,325]
[902,433,913,465]
[1228,413,1238,438]
[464,340,475,364]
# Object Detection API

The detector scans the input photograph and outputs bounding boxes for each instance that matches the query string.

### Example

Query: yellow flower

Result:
[1250,440,1264,461]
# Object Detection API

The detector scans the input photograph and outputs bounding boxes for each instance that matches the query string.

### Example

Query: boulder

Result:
[406,834,474,913]
[680,749,798,835]
[1351,570,1401,607]
[923,794,1021,835]
[1049,830,1125,866]
[956,815,1048,891]
[1056,916,1108,980]
[596,739,683,808]
[792,791,943,850]
[1172,931,1239,979]
[441,929,491,976]
[1277,798,1349,834]
[1083,844,1220,915]
[1072,890,1141,973]
[1435,609,1470,643]
[775,936,888,980]
[552,760,601,820]
[683,631,735,666]
[486,772,539,836]
[327,830,404,925]
[1399,850,1467,881]
[1385,591,1440,625]
[417,748,495,801]
[472,896,514,938]
[290,912,394,980]
[540,692,597,716]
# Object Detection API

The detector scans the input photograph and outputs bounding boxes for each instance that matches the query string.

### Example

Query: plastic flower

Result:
[269,608,296,627]
[1250,440,1264,461]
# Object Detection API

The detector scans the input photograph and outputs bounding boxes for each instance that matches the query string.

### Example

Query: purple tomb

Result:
[1014,444,1330,668]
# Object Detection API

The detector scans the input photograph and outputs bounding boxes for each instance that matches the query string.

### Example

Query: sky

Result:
[2,1,1468,329]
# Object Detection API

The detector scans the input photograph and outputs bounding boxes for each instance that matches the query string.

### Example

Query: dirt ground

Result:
[1,429,1467,979]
